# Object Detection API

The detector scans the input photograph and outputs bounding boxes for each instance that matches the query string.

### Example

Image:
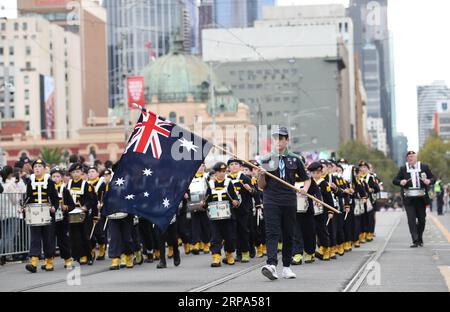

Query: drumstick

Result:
[326,215,332,227]
[344,211,349,221]
[103,218,109,231]
[89,222,97,240]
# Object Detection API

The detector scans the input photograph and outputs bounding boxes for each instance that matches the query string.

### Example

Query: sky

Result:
[2,0,450,151]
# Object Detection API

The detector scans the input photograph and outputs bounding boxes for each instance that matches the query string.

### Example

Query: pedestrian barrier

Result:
[0,193,30,257]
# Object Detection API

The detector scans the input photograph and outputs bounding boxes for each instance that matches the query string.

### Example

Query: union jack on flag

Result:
[125,110,173,159]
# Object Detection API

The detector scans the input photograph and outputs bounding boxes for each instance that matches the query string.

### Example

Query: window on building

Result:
[26,46,31,56]
[24,90,29,100]
[0,47,3,55]
[169,112,177,123]
[25,105,30,116]
[24,75,29,84]
[14,23,19,31]
[9,46,14,55]
[179,116,185,124]
[1,23,5,31]
[26,61,31,69]
[22,22,27,31]
[26,121,30,131]
[267,112,273,117]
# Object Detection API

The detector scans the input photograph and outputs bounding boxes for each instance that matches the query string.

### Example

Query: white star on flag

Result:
[178,138,199,152]
[162,198,170,208]
[115,177,125,186]
[143,192,149,198]
[143,168,153,176]
[125,194,135,200]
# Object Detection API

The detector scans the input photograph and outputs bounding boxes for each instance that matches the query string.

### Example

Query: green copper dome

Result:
[141,46,239,112]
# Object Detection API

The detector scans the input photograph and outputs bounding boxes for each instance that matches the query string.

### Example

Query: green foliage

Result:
[418,134,450,184]
[40,147,63,167]
[337,141,399,191]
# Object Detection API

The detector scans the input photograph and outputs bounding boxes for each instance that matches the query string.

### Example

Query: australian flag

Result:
[103,108,212,231]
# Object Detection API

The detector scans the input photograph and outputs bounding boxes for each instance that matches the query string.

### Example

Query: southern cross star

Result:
[178,138,199,152]
[125,194,135,200]
[143,192,149,198]
[162,198,170,208]
[143,168,153,177]
[115,177,125,186]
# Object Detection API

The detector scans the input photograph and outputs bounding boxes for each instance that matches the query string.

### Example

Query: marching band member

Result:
[189,164,211,256]
[227,158,257,263]
[87,166,107,261]
[67,163,98,265]
[203,162,240,267]
[258,127,310,280]
[352,166,368,248]
[22,159,59,273]
[359,161,380,243]
[176,192,193,257]
[334,164,352,256]
[156,214,181,269]
[50,167,75,269]
[307,162,334,262]
[248,160,266,258]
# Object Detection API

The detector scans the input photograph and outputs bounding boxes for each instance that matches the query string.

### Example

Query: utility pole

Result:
[209,62,216,147]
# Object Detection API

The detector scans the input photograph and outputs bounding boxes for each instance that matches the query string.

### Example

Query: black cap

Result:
[50,166,64,176]
[358,160,370,168]
[241,162,253,170]
[227,158,242,166]
[328,159,337,166]
[271,126,289,137]
[338,158,348,164]
[69,163,82,173]
[213,162,227,172]
[101,169,112,176]
[319,159,329,166]
[249,160,260,168]
[32,159,46,169]
[87,166,98,172]
[406,151,416,158]
[308,161,323,172]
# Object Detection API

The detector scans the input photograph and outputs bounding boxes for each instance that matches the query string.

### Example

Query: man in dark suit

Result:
[393,151,435,247]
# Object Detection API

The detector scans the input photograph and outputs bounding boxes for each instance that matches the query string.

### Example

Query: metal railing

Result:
[0,193,30,257]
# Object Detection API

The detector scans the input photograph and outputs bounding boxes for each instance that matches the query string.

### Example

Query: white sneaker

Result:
[261,265,278,280]
[282,267,296,279]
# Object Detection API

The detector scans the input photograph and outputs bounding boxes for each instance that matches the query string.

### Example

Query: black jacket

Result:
[392,163,435,205]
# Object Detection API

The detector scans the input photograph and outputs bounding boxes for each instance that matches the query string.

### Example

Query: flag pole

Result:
[212,144,340,214]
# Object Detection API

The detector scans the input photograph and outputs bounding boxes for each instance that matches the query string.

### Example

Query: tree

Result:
[418,133,450,184]
[40,147,63,167]
[337,141,399,191]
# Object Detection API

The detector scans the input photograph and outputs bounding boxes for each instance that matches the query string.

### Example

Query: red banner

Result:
[127,76,145,109]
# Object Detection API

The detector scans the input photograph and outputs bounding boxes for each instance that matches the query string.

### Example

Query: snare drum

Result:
[297,195,309,213]
[366,199,374,212]
[108,212,128,220]
[404,188,426,197]
[375,191,389,205]
[55,208,64,222]
[207,201,232,221]
[69,208,87,224]
[188,178,207,212]
[313,201,323,216]
[354,199,363,216]
[25,203,52,226]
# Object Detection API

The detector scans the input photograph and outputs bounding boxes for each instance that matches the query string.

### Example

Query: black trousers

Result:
[210,219,235,255]
[344,210,354,242]
[405,199,427,243]
[254,210,266,246]
[248,209,257,252]
[29,224,55,258]
[131,222,141,253]
[158,222,179,263]
[108,216,133,258]
[297,211,315,255]
[327,216,337,247]
[315,213,330,248]
[437,193,444,215]
[293,214,304,255]
[191,210,211,244]
[234,207,250,254]
[177,212,191,244]
[367,209,376,233]
[353,215,361,242]
[336,212,345,245]
[55,219,71,259]
[264,203,296,267]
[90,216,107,247]
[69,218,92,261]
[138,217,155,254]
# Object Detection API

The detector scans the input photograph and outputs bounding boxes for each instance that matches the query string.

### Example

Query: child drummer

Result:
[21,159,60,273]
[202,162,240,267]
